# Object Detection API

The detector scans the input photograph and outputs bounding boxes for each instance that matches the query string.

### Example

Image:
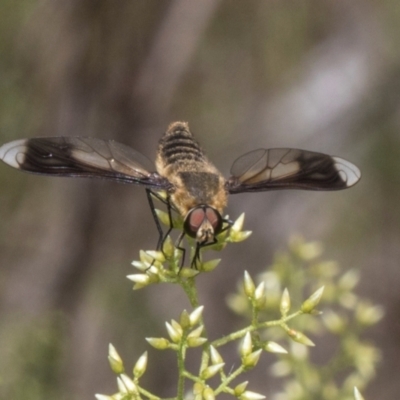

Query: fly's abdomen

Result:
[157,121,206,167]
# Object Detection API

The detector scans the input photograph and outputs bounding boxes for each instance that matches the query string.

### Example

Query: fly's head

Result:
[184,205,223,245]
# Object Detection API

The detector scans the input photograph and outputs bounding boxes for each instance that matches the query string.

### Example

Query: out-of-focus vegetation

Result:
[0,1,398,399]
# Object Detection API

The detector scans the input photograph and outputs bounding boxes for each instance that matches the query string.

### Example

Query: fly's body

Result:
[0,121,361,267]
[156,122,227,216]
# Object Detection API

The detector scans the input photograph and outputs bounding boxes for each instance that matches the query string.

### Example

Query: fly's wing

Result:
[226,148,361,193]
[0,137,171,189]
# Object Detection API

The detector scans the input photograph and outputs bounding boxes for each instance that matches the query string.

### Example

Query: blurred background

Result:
[0,0,398,398]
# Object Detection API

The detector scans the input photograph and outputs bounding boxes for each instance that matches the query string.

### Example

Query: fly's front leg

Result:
[146,189,175,255]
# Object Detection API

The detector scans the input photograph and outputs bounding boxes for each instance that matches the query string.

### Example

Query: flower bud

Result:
[234,381,249,396]
[166,322,182,343]
[155,209,170,227]
[201,259,221,272]
[187,337,207,347]
[243,271,255,298]
[203,386,215,400]
[162,235,174,258]
[301,286,324,313]
[95,394,113,400]
[254,282,266,309]
[193,382,204,395]
[201,363,225,380]
[180,310,191,329]
[133,351,148,378]
[189,306,204,326]
[280,288,291,316]
[264,341,287,354]
[240,332,253,357]
[353,387,365,400]
[188,325,204,339]
[120,374,138,394]
[146,337,170,349]
[210,346,223,365]
[287,329,315,347]
[231,213,245,233]
[242,349,262,369]
[146,250,165,263]
[108,344,124,374]
[117,377,128,394]
[239,390,266,400]
[179,268,200,278]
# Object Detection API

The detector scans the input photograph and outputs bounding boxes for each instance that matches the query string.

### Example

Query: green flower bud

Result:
[203,386,215,400]
[230,230,252,242]
[231,213,245,233]
[240,332,253,357]
[339,269,360,291]
[287,329,315,347]
[243,349,262,369]
[171,319,183,335]
[108,344,124,374]
[179,268,200,278]
[355,303,384,326]
[353,387,365,400]
[239,390,266,400]
[210,345,224,365]
[187,325,204,339]
[301,286,324,313]
[146,337,170,350]
[155,209,170,227]
[139,250,154,265]
[254,282,266,309]
[322,310,346,333]
[133,351,148,378]
[243,271,255,298]
[166,322,182,343]
[296,240,323,261]
[117,377,128,394]
[193,382,204,395]
[280,288,291,316]
[119,374,138,394]
[189,306,204,326]
[187,337,207,347]
[95,394,113,400]
[179,310,191,329]
[201,259,221,272]
[201,363,225,380]
[131,260,147,271]
[162,235,174,258]
[145,250,165,263]
[234,381,249,396]
[264,341,288,354]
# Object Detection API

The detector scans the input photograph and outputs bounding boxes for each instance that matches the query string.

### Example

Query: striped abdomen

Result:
[156,121,206,168]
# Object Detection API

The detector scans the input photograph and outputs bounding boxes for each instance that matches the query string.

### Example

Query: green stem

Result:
[176,338,187,400]
[211,310,303,348]
[214,365,246,395]
[138,387,161,400]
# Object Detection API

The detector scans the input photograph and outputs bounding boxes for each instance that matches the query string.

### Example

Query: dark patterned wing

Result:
[226,148,361,193]
[0,137,171,189]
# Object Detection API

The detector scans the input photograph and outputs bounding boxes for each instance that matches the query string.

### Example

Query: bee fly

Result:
[0,121,361,267]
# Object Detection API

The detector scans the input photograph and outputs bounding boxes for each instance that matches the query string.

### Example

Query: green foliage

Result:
[95,216,380,400]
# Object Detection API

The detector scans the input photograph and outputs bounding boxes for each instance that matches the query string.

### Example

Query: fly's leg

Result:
[146,189,175,254]
[175,231,187,271]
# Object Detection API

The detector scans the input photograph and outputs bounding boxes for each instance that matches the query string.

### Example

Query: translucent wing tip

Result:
[0,139,27,169]
[332,157,361,188]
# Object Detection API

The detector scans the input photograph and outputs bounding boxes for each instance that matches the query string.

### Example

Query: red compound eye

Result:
[187,208,206,234]
[205,207,221,231]
[183,206,223,238]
